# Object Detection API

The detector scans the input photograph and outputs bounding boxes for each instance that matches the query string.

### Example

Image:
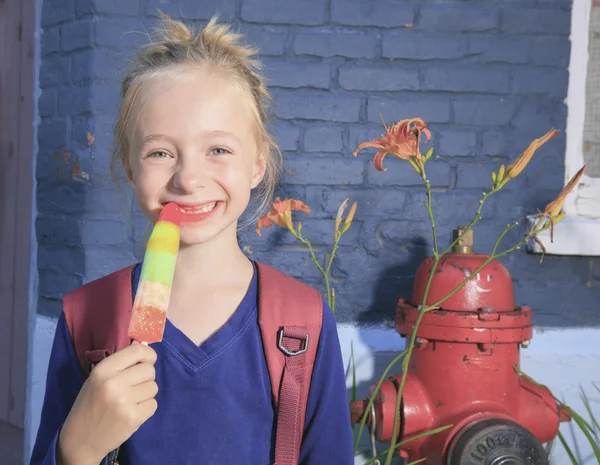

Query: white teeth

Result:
[179,202,216,214]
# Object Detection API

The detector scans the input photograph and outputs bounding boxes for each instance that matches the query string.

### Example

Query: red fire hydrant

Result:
[351,227,571,464]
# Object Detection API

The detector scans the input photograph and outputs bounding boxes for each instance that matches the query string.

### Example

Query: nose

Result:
[172,160,204,193]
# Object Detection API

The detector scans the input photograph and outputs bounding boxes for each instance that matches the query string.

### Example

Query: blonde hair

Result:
[111,13,281,229]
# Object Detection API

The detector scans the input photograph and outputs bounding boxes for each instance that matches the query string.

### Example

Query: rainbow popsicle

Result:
[128,202,182,343]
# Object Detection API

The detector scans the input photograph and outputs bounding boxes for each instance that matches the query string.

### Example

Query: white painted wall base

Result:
[28,316,600,465]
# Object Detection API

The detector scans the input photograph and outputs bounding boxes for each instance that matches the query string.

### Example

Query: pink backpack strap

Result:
[256,262,323,465]
[63,265,135,375]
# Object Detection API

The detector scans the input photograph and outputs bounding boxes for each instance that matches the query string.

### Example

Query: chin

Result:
[178,218,238,247]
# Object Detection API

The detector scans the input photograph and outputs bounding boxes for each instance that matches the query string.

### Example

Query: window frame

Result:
[527,0,600,257]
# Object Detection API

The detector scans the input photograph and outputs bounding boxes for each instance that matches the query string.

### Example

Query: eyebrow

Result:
[141,130,241,146]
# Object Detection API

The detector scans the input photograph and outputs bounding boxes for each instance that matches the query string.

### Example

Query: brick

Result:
[84,245,138,282]
[283,158,363,185]
[57,86,92,115]
[271,124,300,151]
[294,32,377,58]
[304,126,343,153]
[437,128,477,157]
[39,56,70,88]
[146,0,234,20]
[91,83,121,114]
[60,20,92,52]
[532,37,571,67]
[331,0,415,28]
[318,188,409,220]
[72,50,121,83]
[42,0,75,27]
[71,51,93,82]
[245,29,287,56]
[366,161,451,187]
[94,18,146,49]
[508,252,592,290]
[403,190,497,231]
[368,96,451,124]
[36,215,81,245]
[38,119,70,152]
[36,181,124,215]
[339,65,419,91]
[241,0,325,25]
[511,102,562,139]
[512,68,569,99]
[455,162,528,190]
[91,248,139,281]
[264,60,330,89]
[39,90,58,117]
[39,268,82,299]
[275,92,361,122]
[38,297,66,318]
[332,243,417,284]
[423,65,509,93]
[453,97,516,126]
[77,0,139,16]
[252,247,326,283]
[417,5,499,32]
[468,35,531,64]
[501,8,570,35]
[41,27,61,56]
[382,32,468,60]
[360,220,410,255]
[254,218,360,247]
[80,218,128,244]
[482,130,510,157]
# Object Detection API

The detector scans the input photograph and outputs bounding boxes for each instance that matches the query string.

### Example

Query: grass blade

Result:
[557,431,579,465]
[565,405,600,462]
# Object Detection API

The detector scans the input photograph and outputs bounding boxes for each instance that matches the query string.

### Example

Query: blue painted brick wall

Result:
[36,0,600,327]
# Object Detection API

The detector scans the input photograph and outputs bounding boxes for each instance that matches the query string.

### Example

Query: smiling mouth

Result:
[178,202,218,214]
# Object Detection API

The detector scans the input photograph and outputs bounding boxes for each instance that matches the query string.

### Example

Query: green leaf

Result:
[492,171,497,186]
[558,431,579,465]
[565,404,600,462]
[423,147,434,162]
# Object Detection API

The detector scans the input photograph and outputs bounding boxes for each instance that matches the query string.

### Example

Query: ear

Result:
[251,143,268,189]
[123,158,135,186]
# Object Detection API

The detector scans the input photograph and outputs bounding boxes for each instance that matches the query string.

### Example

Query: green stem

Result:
[354,350,407,454]
[297,234,332,307]
[440,189,495,257]
[423,175,438,257]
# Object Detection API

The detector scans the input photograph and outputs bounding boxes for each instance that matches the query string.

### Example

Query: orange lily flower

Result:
[543,165,586,218]
[256,197,311,236]
[352,118,431,171]
[504,128,559,181]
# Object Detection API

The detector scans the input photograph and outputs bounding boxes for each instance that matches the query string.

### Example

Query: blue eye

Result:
[149,151,170,158]
[210,147,231,156]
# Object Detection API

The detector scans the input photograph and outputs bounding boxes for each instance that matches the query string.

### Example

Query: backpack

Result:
[62,261,323,465]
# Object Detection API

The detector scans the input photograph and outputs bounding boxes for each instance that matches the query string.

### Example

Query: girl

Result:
[31,14,354,465]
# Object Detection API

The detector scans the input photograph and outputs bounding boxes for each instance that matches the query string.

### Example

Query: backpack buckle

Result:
[277,328,309,356]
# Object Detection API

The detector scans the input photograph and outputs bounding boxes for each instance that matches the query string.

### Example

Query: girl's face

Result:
[125,66,266,247]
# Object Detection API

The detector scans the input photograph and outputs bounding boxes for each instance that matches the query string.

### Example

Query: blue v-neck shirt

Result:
[30,263,354,464]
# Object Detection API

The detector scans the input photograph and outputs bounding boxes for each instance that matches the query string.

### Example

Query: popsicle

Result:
[128,202,182,344]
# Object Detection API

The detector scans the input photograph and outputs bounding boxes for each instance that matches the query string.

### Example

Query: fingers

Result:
[96,343,157,376]
[117,361,156,387]
[131,380,159,404]
[137,397,159,422]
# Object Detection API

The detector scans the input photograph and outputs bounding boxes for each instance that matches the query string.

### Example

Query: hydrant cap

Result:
[411,226,516,312]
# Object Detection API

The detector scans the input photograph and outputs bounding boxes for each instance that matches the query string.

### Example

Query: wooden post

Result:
[0,0,36,442]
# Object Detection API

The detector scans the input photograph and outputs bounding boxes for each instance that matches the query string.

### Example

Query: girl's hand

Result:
[57,342,159,465]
